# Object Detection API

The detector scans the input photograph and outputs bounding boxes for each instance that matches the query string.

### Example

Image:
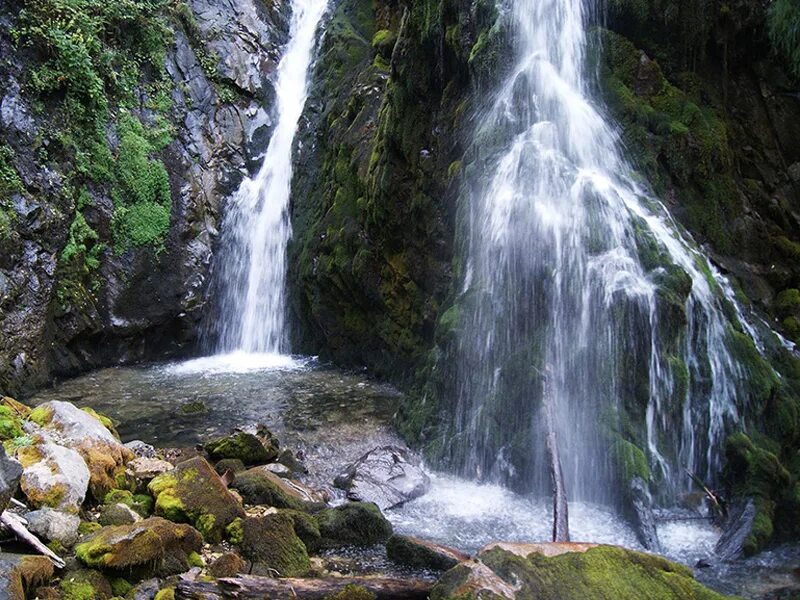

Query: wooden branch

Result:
[685,469,727,520]
[0,510,66,568]
[176,575,434,600]
[543,365,569,542]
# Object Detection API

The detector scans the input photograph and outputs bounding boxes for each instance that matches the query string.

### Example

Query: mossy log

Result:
[175,575,433,600]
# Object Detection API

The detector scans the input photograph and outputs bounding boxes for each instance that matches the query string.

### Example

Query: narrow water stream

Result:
[26,358,800,599]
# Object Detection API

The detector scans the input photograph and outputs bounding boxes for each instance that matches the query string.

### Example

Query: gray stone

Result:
[99,502,142,527]
[18,440,90,512]
[124,440,156,459]
[126,457,174,480]
[628,477,661,553]
[25,508,81,547]
[334,445,430,510]
[0,444,23,513]
[715,498,757,561]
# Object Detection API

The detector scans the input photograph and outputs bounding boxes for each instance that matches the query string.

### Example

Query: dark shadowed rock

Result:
[715,499,756,561]
[0,444,22,513]
[387,535,470,571]
[334,445,430,510]
[628,477,662,553]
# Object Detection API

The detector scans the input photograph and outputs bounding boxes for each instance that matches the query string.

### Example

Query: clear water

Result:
[443,0,754,503]
[209,0,328,354]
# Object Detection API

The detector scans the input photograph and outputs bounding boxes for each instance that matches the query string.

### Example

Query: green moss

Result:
[324,584,377,600]
[196,513,217,539]
[241,514,310,577]
[280,509,322,553]
[226,517,244,545]
[0,406,24,440]
[316,502,393,548]
[187,551,204,568]
[28,405,54,427]
[231,468,307,510]
[60,580,99,600]
[79,521,103,536]
[110,577,132,597]
[154,588,175,600]
[611,438,650,483]
[59,569,112,600]
[204,432,276,465]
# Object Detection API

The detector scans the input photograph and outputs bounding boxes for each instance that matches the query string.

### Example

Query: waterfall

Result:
[211,0,328,355]
[444,0,751,504]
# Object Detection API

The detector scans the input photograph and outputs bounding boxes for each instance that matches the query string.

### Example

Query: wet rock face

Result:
[334,445,431,510]
[0,0,290,396]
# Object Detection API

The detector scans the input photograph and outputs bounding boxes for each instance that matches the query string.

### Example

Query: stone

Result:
[240,513,310,577]
[59,568,113,600]
[214,458,246,475]
[334,445,430,510]
[205,431,277,465]
[99,503,142,526]
[0,553,55,600]
[430,543,736,600]
[126,457,174,480]
[317,502,393,548]
[29,401,134,499]
[0,444,23,513]
[628,476,662,553]
[265,463,291,476]
[17,440,90,512]
[75,517,203,578]
[233,466,324,509]
[124,440,156,459]
[715,499,757,561]
[25,508,80,547]
[387,535,469,571]
[209,552,247,578]
[148,456,245,542]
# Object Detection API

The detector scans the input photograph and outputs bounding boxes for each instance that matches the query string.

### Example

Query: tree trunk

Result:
[543,365,569,542]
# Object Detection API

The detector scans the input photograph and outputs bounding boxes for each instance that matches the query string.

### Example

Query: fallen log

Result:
[176,575,434,600]
[543,365,569,542]
[0,510,66,568]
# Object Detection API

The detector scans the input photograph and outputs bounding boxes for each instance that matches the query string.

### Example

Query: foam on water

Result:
[162,352,314,375]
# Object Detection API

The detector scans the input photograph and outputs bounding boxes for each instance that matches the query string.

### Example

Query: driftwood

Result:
[176,575,433,600]
[543,365,569,542]
[0,510,66,568]
[686,469,727,520]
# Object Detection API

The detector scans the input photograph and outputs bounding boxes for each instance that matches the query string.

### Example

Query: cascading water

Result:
[210,0,328,356]
[441,0,754,505]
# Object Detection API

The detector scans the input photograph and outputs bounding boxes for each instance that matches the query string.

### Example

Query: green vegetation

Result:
[767,0,800,79]
[0,145,21,239]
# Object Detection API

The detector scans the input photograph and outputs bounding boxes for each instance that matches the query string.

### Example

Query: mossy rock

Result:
[154,587,175,600]
[232,466,318,510]
[80,408,120,440]
[316,502,393,548]
[324,584,377,600]
[240,513,311,577]
[386,535,468,571]
[0,554,55,600]
[205,432,277,466]
[215,458,246,475]
[0,406,24,441]
[280,509,322,553]
[59,569,113,600]
[103,489,153,517]
[148,456,245,542]
[74,516,203,578]
[209,552,247,578]
[431,543,736,600]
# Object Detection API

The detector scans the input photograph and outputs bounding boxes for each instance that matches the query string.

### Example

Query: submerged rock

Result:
[431,542,736,600]
[17,440,90,512]
[29,401,133,499]
[0,444,23,512]
[25,508,80,547]
[387,535,470,571]
[334,445,430,510]
[148,456,245,542]
[205,431,278,466]
[317,502,393,548]
[0,553,55,600]
[74,516,203,578]
[240,513,311,577]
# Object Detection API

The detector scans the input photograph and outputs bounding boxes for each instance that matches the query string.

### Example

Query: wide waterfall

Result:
[209,0,328,355]
[441,0,753,505]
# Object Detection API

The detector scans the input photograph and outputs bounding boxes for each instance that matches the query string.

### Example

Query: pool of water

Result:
[27,354,800,598]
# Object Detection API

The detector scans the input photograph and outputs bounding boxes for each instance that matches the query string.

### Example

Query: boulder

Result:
[387,535,469,571]
[317,502,393,548]
[233,466,324,509]
[240,513,310,577]
[29,401,133,499]
[103,489,153,517]
[148,456,245,542]
[334,446,430,510]
[214,458,246,475]
[25,508,80,547]
[124,440,156,459]
[16,440,90,512]
[0,553,55,600]
[205,432,277,465]
[99,503,142,526]
[430,543,737,600]
[715,498,757,561]
[0,444,23,513]
[58,568,113,600]
[75,516,203,578]
[126,457,174,481]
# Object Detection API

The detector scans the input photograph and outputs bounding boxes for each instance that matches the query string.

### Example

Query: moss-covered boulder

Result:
[103,489,153,518]
[232,466,323,509]
[239,513,311,577]
[316,502,393,548]
[74,516,203,578]
[209,552,247,578]
[148,456,245,542]
[59,568,113,600]
[387,535,469,571]
[215,458,246,475]
[29,401,133,500]
[0,553,55,600]
[431,543,735,600]
[205,432,278,466]
[16,439,90,512]
[280,509,322,553]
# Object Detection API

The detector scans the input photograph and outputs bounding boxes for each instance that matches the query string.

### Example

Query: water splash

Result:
[211,0,328,354]
[443,0,752,504]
